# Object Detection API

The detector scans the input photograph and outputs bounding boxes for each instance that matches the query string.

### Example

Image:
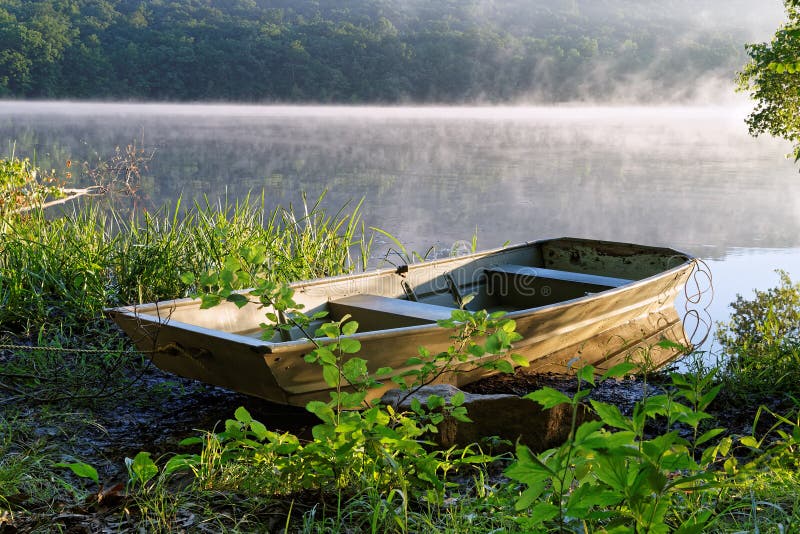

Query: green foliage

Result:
[506,363,731,533]
[53,461,99,486]
[0,192,369,332]
[0,0,751,102]
[716,271,800,397]
[738,1,800,163]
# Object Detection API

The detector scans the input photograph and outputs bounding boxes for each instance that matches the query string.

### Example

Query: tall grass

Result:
[0,192,371,332]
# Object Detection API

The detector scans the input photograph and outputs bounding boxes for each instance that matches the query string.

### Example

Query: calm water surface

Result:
[3,102,800,341]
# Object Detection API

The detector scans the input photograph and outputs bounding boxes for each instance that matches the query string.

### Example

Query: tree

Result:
[737,0,800,163]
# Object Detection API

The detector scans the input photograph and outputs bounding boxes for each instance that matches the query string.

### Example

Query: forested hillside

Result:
[0,0,765,102]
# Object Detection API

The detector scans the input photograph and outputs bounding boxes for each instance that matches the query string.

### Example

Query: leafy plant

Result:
[716,271,800,397]
[505,362,731,533]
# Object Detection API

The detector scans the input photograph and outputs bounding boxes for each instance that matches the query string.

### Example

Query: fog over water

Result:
[2,101,800,329]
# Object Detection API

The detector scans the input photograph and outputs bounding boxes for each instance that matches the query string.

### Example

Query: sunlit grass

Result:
[0,192,371,333]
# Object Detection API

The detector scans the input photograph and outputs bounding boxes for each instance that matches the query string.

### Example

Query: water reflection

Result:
[2,102,799,323]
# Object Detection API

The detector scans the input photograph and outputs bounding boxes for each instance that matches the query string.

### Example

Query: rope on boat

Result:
[682,258,714,348]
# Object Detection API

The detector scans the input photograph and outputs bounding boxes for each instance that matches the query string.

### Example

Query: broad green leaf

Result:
[54,461,99,485]
[699,384,722,410]
[226,293,249,308]
[318,323,340,339]
[573,420,606,445]
[513,479,546,511]
[451,406,472,423]
[306,401,335,424]
[249,420,269,441]
[127,452,158,485]
[234,406,252,423]
[484,333,502,353]
[577,364,595,385]
[427,394,445,410]
[338,337,361,354]
[492,359,515,374]
[341,320,359,335]
[511,353,529,367]
[179,272,195,285]
[501,319,517,333]
[199,294,222,309]
[163,455,196,476]
[342,357,368,380]
[525,387,572,409]
[315,346,337,365]
[591,400,634,431]
[740,435,761,449]
[506,443,557,481]
[529,502,559,521]
[601,362,637,379]
[322,364,340,387]
[179,436,203,446]
[594,455,630,492]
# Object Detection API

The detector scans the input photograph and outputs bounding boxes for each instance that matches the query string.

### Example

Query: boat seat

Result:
[487,264,633,288]
[484,264,634,307]
[328,294,456,331]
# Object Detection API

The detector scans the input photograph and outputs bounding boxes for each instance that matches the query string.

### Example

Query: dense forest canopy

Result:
[0,0,782,102]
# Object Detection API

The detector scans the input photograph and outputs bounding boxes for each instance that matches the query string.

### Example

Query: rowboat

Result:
[107,237,696,406]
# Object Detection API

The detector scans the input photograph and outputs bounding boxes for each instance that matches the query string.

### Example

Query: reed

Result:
[0,193,371,332]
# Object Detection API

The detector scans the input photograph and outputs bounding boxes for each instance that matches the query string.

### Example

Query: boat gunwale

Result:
[105,237,695,357]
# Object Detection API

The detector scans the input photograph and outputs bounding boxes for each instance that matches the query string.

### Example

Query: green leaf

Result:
[491,359,515,374]
[199,294,222,309]
[577,364,595,385]
[54,461,99,485]
[375,366,393,376]
[315,346,337,365]
[338,337,361,354]
[322,364,340,387]
[451,391,465,407]
[740,435,761,449]
[427,394,445,411]
[318,323,340,339]
[591,400,634,431]
[341,320,359,336]
[484,333,502,353]
[525,387,573,409]
[511,353,529,367]
[306,401,335,424]
[226,293,249,308]
[234,406,252,424]
[163,455,196,476]
[573,420,607,445]
[601,362,637,379]
[506,443,557,483]
[530,502,560,521]
[179,272,195,285]
[513,479,546,511]
[127,452,158,485]
[342,357,368,380]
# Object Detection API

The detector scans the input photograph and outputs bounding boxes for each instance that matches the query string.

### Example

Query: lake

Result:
[2,101,800,347]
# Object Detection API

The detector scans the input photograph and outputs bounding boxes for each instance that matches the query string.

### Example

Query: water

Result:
[3,101,800,339]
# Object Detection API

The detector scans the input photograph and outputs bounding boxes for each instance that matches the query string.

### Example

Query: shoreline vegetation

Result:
[2,156,800,532]
[0,0,757,104]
